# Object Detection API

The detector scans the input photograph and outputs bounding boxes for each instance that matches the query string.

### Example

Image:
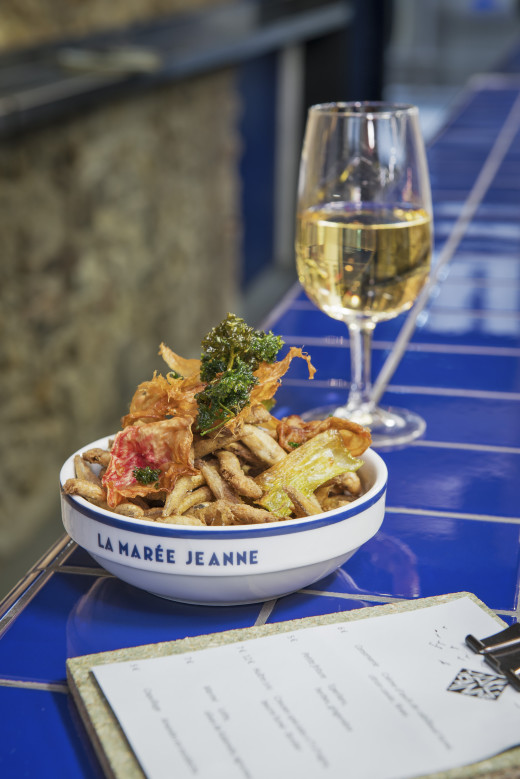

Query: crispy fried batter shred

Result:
[65,315,372,525]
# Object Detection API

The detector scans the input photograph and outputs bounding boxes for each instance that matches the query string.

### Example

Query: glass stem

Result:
[347,321,375,412]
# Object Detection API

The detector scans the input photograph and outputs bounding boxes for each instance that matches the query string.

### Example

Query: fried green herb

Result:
[200,313,283,381]
[133,466,161,485]
[196,363,258,434]
[196,313,284,434]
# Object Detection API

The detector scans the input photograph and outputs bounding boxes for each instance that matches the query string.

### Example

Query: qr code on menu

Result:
[447,668,508,700]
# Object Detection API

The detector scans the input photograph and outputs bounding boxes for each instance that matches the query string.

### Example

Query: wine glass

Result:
[295,102,433,448]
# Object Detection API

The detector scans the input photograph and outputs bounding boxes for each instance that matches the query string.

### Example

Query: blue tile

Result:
[448,235,520,254]
[499,614,518,625]
[274,386,520,449]
[0,686,102,778]
[447,253,520,281]
[379,391,520,448]
[413,309,520,347]
[431,279,520,314]
[291,286,310,304]
[275,296,520,355]
[281,341,520,394]
[378,514,520,610]
[311,542,422,602]
[266,591,382,622]
[274,302,406,344]
[60,544,103,569]
[473,202,520,220]
[0,573,264,684]
[315,512,520,612]
[276,342,380,383]
[430,172,480,190]
[384,348,520,392]
[384,446,520,519]
[431,188,471,203]
[480,188,520,204]
[273,381,348,419]
[275,302,348,341]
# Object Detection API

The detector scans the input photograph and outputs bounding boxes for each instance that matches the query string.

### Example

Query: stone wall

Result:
[0,10,241,569]
[0,0,215,52]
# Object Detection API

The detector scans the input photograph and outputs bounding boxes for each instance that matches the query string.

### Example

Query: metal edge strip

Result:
[0,535,74,634]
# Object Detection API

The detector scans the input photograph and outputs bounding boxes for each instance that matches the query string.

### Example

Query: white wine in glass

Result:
[295,102,433,447]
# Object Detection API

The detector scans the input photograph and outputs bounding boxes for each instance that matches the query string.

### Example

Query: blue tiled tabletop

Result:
[1,74,520,777]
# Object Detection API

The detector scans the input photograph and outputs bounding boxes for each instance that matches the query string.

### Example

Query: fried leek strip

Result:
[255,429,363,517]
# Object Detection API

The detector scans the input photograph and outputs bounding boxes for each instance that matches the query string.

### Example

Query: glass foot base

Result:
[300,403,426,449]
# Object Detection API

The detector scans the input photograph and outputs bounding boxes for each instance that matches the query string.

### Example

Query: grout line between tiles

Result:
[282,377,520,402]
[282,333,520,356]
[381,384,520,401]
[385,506,520,524]
[492,609,518,618]
[52,565,113,577]
[299,590,515,621]
[255,600,278,626]
[0,679,68,693]
[428,308,520,320]
[299,590,402,604]
[411,440,520,454]
[396,342,520,358]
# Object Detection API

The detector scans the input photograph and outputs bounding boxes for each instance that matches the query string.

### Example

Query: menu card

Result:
[92,597,520,779]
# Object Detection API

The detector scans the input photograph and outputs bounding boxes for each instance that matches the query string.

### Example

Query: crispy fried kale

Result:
[196,313,284,434]
[196,362,258,434]
[200,313,283,382]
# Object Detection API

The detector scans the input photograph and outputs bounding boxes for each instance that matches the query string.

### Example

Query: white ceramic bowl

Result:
[60,435,387,606]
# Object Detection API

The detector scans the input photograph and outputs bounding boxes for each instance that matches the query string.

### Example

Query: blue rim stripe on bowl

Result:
[62,483,387,539]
